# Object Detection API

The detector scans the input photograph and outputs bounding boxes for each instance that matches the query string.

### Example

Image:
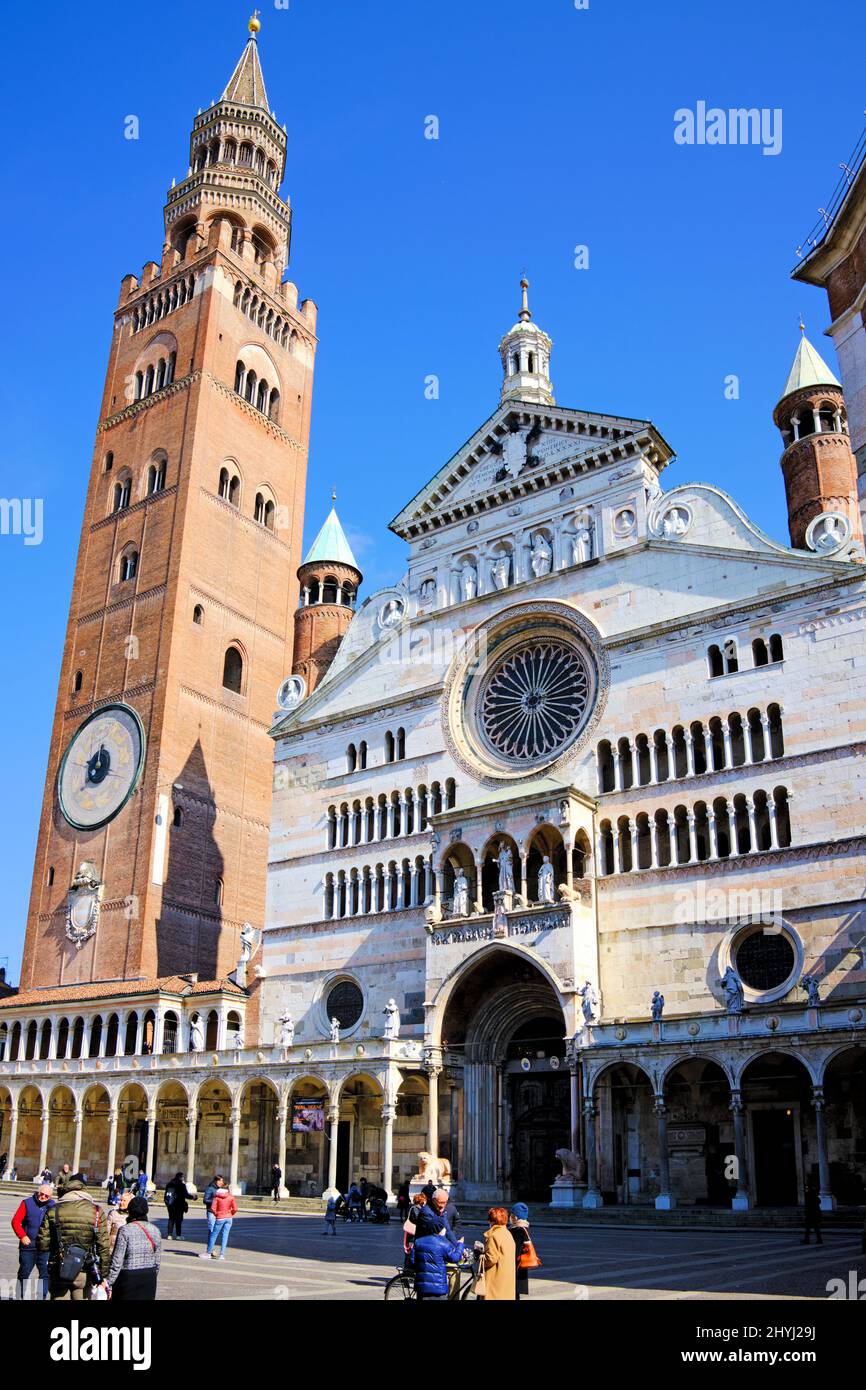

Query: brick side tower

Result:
[773,331,863,550]
[21,19,316,989]
[293,503,362,694]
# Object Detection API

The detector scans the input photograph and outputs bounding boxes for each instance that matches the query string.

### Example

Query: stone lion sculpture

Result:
[554,1148,587,1184]
[414,1151,452,1185]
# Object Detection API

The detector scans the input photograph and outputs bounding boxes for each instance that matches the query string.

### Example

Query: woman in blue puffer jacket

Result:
[411,1232,465,1300]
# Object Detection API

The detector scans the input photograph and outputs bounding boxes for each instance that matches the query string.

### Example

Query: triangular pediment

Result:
[389,399,674,537]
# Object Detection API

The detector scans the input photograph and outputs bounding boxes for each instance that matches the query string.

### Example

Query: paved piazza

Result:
[2,1196,862,1302]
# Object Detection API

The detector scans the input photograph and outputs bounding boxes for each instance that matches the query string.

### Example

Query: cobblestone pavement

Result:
[2,1196,862,1301]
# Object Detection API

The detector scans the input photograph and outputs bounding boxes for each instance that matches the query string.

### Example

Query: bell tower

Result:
[293,501,362,694]
[773,328,863,550]
[499,277,555,406]
[21,17,317,990]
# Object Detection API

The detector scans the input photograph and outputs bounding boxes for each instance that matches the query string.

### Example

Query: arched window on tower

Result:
[234,360,246,395]
[147,458,166,494]
[119,549,139,583]
[193,604,204,626]
[144,364,155,397]
[269,388,280,422]
[256,379,269,413]
[73,670,83,693]
[707,644,724,678]
[113,476,131,512]
[219,467,230,499]
[229,474,241,506]
[222,646,243,694]
[769,633,784,663]
[752,637,769,667]
[245,370,257,404]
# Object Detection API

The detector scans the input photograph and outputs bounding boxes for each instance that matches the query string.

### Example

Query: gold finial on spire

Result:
[248,9,261,35]
[331,488,337,504]
[799,314,806,335]
[519,274,531,322]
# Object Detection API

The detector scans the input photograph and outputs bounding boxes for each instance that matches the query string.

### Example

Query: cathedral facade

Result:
[262,286,866,1208]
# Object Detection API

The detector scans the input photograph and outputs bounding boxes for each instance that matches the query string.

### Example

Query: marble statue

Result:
[718,966,745,1015]
[801,974,821,1007]
[530,532,552,578]
[232,1028,245,1051]
[497,842,515,893]
[383,998,401,1040]
[452,868,470,918]
[277,1012,295,1048]
[413,1151,452,1185]
[578,981,599,1024]
[492,892,509,938]
[491,554,511,590]
[330,1017,341,1044]
[381,597,404,629]
[189,1015,205,1052]
[662,506,689,538]
[651,990,665,1021]
[571,517,593,564]
[239,922,256,964]
[460,563,477,602]
[538,855,555,904]
[554,1148,587,1184]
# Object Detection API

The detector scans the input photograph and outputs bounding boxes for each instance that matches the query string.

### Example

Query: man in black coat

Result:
[164,1172,190,1240]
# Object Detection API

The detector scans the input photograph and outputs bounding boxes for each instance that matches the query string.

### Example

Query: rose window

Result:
[479,640,592,762]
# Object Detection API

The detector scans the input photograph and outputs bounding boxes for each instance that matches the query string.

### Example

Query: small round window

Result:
[326,980,364,1031]
[735,930,795,992]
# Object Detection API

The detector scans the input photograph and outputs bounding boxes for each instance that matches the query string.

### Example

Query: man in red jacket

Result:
[12,1183,55,1300]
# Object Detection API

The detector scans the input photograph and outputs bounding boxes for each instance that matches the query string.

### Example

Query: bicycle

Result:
[383,1243,483,1301]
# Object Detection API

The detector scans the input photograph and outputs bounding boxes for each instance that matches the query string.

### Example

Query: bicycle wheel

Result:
[384,1273,416,1301]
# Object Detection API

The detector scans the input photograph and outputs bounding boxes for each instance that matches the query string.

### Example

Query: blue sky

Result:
[0,0,863,975]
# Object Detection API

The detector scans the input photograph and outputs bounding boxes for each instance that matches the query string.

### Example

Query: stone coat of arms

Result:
[65,861,104,950]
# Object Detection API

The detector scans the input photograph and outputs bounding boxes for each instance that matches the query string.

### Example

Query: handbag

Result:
[518,1235,542,1270]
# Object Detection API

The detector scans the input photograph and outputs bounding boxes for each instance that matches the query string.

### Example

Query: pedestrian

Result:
[203,1182,237,1260]
[107,1196,161,1301]
[56,1163,72,1196]
[271,1162,282,1202]
[323,1194,339,1235]
[164,1171,190,1240]
[11,1182,55,1300]
[421,1178,437,1205]
[0,1151,7,1178]
[136,1169,149,1198]
[402,1190,427,1270]
[396,1180,411,1223]
[40,1168,54,1185]
[202,1174,222,1243]
[801,1177,823,1245]
[415,1188,462,1245]
[37,1173,110,1301]
[508,1202,541,1299]
[481,1207,517,1301]
[411,1230,465,1301]
[108,1190,133,1252]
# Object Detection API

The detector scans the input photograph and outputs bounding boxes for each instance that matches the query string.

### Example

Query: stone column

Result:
[812,1087,836,1212]
[277,1099,289,1198]
[745,795,759,853]
[760,713,772,760]
[97,1022,108,1060]
[654,1099,675,1209]
[520,853,528,900]
[582,1097,603,1209]
[6,1102,19,1176]
[426,1066,440,1158]
[105,1106,119,1182]
[569,1067,580,1155]
[650,818,660,869]
[134,1015,145,1056]
[71,1106,83,1174]
[685,729,695,776]
[228,1106,241,1194]
[687,811,698,862]
[629,818,639,871]
[153,1008,165,1056]
[396,869,406,911]
[613,747,623,791]
[324,1105,341,1198]
[425,856,434,901]
[768,798,780,850]
[115,1015,126,1057]
[594,832,605,877]
[730,1092,751,1210]
[743,721,754,765]
[722,718,734,768]
[387,801,397,838]
[612,828,622,875]
[709,805,721,860]
[38,1107,50,1176]
[185,1108,198,1188]
[145,1105,157,1184]
[649,737,660,784]
[381,1104,395,1202]
[627,741,638,787]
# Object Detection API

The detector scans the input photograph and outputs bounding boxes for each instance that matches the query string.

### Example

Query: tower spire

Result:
[498,275,555,406]
[222,15,270,111]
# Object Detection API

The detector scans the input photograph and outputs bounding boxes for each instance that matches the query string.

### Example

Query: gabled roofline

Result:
[389,399,675,538]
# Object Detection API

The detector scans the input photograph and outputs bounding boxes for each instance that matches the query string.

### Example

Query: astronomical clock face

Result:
[57,704,145,831]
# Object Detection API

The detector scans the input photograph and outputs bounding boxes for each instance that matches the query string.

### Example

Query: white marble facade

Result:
[264,328,866,1208]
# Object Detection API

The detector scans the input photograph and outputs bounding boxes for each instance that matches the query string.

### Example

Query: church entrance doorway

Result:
[751,1107,799,1206]
[509,1072,570,1200]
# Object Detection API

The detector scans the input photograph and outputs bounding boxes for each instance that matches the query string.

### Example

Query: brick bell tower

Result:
[21,16,317,989]
[774,328,863,550]
[292,499,362,694]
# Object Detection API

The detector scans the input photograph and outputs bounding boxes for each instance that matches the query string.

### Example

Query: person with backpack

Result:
[164,1171,190,1239]
[11,1182,55,1300]
[106,1196,161,1300]
[271,1162,282,1202]
[36,1173,110,1300]
[508,1203,541,1299]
